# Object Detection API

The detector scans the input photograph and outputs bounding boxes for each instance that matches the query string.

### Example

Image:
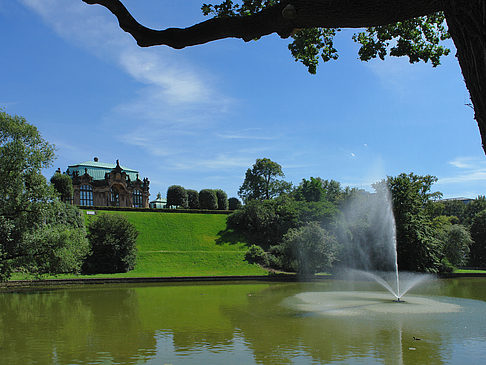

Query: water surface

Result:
[1,278,485,364]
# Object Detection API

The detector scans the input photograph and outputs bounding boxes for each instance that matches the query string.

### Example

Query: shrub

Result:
[187,189,200,209]
[245,244,268,266]
[199,189,218,210]
[167,185,188,208]
[83,214,138,274]
[215,189,228,210]
[438,258,454,273]
[278,222,338,274]
[440,224,472,267]
[228,197,242,210]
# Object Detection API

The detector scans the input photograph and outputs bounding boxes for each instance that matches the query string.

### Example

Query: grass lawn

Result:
[453,269,486,274]
[10,210,268,280]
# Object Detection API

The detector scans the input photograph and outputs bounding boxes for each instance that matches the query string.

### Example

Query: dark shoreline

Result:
[1,272,485,290]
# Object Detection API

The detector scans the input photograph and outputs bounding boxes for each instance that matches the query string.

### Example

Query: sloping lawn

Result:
[51,210,268,278]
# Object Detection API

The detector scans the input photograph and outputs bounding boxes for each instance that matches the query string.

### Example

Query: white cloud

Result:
[438,156,486,184]
[448,156,478,169]
[170,154,254,171]
[20,0,238,164]
[20,0,229,112]
[216,128,278,140]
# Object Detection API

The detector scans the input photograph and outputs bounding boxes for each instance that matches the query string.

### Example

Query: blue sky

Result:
[1,0,485,200]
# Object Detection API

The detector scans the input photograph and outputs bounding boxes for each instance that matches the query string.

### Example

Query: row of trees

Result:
[166,185,242,210]
[0,111,137,281]
[234,158,486,274]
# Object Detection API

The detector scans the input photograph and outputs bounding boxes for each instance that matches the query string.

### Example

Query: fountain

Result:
[332,185,430,302]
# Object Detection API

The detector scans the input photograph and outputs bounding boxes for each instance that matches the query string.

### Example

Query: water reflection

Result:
[1,279,486,364]
[0,288,156,364]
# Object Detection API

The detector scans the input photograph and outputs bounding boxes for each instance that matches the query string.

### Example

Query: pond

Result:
[1,277,485,364]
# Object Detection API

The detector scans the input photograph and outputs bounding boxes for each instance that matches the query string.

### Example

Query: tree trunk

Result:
[445,0,486,154]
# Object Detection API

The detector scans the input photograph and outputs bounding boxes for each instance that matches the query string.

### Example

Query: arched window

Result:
[80,185,93,206]
[111,187,120,207]
[133,189,143,208]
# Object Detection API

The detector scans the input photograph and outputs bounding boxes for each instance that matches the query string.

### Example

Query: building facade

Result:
[149,193,168,209]
[66,158,150,208]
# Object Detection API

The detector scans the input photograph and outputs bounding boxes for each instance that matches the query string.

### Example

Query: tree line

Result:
[166,185,242,211]
[231,158,486,274]
[2,110,485,280]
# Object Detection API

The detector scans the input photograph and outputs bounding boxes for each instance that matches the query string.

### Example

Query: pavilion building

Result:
[66,157,150,208]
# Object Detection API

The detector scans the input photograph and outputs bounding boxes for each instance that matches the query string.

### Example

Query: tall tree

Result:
[238,158,291,203]
[293,177,326,202]
[50,172,74,203]
[166,185,188,208]
[199,189,218,210]
[215,189,229,210]
[186,189,200,209]
[464,196,486,225]
[0,110,88,280]
[228,197,243,210]
[83,0,486,155]
[469,209,486,267]
[376,173,442,272]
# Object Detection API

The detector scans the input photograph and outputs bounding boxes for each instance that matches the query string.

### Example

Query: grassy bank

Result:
[12,210,268,280]
[453,269,486,274]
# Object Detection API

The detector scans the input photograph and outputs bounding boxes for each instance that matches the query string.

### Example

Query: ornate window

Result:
[80,185,93,206]
[111,187,120,207]
[133,189,143,208]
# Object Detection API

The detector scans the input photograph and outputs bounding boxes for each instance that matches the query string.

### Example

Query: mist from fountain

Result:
[336,185,430,301]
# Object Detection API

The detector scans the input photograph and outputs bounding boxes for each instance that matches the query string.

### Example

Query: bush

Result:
[215,189,228,210]
[438,258,454,273]
[245,244,268,266]
[199,189,218,210]
[228,197,242,210]
[83,214,138,274]
[18,202,90,276]
[167,185,188,208]
[277,222,338,274]
[440,224,472,267]
[187,189,200,209]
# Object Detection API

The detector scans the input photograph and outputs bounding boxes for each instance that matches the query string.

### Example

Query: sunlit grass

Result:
[454,269,486,274]
[10,210,268,281]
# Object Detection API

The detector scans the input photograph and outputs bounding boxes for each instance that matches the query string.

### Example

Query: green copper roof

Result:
[67,161,139,181]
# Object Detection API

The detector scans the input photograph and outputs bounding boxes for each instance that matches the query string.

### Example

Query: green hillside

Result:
[79,210,268,277]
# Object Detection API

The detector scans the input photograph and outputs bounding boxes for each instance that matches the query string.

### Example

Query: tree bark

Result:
[445,0,486,154]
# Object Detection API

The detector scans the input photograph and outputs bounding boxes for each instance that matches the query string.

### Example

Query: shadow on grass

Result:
[215,228,250,247]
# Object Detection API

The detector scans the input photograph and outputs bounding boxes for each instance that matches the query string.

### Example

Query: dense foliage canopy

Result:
[470,210,486,267]
[0,111,88,280]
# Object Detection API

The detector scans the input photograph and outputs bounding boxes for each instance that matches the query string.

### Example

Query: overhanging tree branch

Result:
[82,0,445,48]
